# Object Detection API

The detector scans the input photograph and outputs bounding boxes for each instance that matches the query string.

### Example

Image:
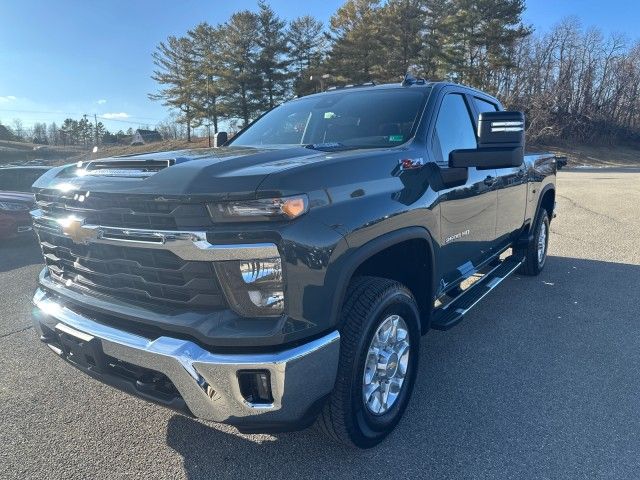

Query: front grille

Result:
[35,190,212,230]
[36,229,226,311]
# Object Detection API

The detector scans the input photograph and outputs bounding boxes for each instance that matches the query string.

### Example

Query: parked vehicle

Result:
[0,166,49,240]
[29,79,559,448]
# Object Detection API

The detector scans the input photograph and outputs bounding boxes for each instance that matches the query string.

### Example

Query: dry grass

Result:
[530,143,640,167]
[2,137,640,168]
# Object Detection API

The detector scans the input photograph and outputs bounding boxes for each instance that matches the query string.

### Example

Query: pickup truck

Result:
[0,166,50,240]
[30,79,558,448]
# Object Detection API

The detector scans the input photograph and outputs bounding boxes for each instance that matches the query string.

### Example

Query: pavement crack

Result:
[0,324,33,339]
[557,194,624,225]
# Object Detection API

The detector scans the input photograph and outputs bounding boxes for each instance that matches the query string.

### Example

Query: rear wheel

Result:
[519,208,550,276]
[316,276,420,448]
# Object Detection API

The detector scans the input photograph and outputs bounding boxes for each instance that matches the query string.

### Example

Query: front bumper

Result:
[32,288,340,432]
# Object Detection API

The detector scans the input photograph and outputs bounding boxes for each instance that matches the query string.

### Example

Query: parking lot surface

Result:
[1,169,639,479]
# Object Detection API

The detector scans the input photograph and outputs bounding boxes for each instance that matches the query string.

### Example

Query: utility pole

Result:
[206,77,211,148]
[93,114,98,147]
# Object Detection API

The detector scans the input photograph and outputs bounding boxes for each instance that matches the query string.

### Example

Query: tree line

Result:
[150,0,640,145]
[0,116,153,146]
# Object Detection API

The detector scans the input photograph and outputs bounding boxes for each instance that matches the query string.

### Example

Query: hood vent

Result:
[79,159,175,178]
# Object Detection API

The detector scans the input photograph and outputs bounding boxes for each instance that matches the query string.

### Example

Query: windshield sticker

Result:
[389,134,404,142]
[324,112,336,119]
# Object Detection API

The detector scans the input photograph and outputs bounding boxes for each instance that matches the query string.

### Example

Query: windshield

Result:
[230,88,430,149]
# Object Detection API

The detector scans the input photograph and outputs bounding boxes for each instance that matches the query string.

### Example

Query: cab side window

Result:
[432,93,477,166]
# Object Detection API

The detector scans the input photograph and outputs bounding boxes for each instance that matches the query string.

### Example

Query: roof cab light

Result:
[208,195,308,222]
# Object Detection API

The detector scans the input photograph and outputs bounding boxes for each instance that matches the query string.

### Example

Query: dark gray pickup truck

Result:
[30,79,559,448]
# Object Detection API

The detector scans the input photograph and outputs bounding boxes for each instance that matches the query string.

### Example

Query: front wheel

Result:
[316,276,421,448]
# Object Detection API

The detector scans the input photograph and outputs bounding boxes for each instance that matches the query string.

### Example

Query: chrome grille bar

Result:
[30,209,278,262]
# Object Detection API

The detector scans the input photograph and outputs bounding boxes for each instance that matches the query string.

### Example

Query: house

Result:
[0,124,16,141]
[131,129,162,145]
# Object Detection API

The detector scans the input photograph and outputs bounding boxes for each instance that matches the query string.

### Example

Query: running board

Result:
[430,255,524,331]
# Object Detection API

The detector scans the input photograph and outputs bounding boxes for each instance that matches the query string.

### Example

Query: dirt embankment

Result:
[529,143,640,167]
[2,138,639,168]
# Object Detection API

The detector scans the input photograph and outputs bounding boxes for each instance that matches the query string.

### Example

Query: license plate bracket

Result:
[54,323,106,373]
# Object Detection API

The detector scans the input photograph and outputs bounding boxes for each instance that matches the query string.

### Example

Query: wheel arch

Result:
[538,185,556,221]
[328,227,437,334]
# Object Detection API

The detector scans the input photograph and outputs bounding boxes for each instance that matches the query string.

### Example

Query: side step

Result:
[430,255,524,331]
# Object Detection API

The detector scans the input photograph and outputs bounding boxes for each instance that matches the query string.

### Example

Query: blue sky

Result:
[1,0,638,131]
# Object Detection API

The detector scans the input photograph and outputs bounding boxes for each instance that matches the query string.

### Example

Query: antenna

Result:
[401,72,427,86]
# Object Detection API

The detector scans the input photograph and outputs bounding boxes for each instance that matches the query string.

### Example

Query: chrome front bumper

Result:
[32,288,340,430]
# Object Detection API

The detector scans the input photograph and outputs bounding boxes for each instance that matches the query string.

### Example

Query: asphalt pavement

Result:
[1,169,639,479]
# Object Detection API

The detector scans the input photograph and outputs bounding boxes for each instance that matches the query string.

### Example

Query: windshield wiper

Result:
[304,142,355,152]
[305,142,393,152]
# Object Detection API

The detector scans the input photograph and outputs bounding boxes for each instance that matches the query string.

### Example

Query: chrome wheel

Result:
[362,314,410,415]
[537,220,548,265]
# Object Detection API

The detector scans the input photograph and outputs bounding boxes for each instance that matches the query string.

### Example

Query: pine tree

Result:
[288,15,326,96]
[188,22,225,133]
[256,1,290,109]
[149,35,200,141]
[217,11,262,127]
[376,0,427,81]
[327,0,383,84]
[433,0,530,89]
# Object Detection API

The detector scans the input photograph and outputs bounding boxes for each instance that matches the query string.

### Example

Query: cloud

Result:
[0,95,17,102]
[97,99,107,105]
[102,112,129,119]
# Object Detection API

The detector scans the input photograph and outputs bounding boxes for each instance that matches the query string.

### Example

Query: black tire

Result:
[518,208,550,276]
[316,276,421,448]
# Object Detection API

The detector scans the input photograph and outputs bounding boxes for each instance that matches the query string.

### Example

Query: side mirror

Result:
[449,111,524,169]
[213,131,228,147]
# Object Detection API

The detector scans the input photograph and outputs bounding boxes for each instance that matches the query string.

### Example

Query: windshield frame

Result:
[229,86,432,150]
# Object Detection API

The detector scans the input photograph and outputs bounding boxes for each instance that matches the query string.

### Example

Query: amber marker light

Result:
[281,196,308,219]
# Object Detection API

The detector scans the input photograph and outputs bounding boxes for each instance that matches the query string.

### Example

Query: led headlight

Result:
[208,195,308,222]
[215,257,285,317]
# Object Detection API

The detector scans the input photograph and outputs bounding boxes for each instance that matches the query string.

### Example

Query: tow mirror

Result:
[449,111,525,169]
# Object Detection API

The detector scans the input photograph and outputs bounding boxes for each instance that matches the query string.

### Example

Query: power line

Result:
[0,108,164,125]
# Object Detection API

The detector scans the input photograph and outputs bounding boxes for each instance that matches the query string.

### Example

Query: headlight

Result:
[214,257,285,317]
[208,195,308,222]
[0,202,29,212]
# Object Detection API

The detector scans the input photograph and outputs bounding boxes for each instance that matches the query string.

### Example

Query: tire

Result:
[518,208,550,276]
[316,276,421,448]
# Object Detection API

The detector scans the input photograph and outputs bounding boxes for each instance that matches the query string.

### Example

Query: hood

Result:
[0,191,35,203]
[32,146,328,200]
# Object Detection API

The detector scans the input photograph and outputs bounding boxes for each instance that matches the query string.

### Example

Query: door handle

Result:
[483,176,497,186]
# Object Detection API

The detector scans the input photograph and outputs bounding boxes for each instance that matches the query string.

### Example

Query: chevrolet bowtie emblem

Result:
[59,217,98,244]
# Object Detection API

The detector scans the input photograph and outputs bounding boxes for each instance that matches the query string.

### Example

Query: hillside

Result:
[1,138,639,168]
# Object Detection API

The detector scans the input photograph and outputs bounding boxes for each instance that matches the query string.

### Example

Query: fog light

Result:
[238,370,273,405]
[247,289,284,308]
[214,256,285,317]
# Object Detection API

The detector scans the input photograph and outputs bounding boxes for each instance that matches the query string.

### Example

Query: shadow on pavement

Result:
[0,235,42,273]
[165,255,640,479]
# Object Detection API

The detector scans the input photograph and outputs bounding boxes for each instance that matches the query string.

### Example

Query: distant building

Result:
[131,129,162,145]
[0,125,16,141]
